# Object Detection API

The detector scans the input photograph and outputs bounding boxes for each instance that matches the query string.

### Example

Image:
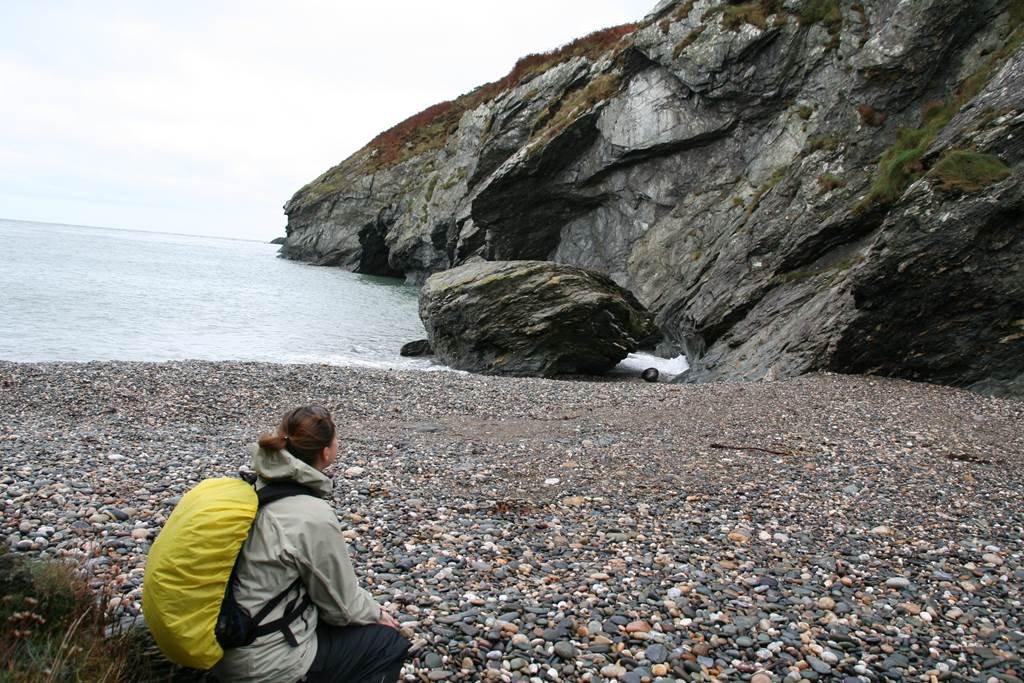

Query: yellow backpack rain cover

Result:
[143,477,258,670]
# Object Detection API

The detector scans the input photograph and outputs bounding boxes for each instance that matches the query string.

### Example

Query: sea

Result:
[0,218,687,376]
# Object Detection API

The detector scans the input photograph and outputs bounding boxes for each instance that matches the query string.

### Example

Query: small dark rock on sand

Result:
[400,339,434,357]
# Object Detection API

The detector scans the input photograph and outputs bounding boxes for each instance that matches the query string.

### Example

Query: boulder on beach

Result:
[419,260,658,377]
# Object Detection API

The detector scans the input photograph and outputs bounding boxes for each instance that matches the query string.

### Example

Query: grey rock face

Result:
[281,0,1024,394]
[419,261,658,377]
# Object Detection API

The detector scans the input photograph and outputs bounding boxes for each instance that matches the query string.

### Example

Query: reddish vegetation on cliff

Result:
[358,23,638,170]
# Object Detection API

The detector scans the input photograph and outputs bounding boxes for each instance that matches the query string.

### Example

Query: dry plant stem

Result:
[44,609,91,683]
[709,442,795,456]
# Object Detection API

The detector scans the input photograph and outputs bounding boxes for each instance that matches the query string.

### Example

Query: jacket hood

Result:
[250,444,334,497]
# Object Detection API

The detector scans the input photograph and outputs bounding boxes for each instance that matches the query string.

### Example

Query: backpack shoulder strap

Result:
[251,481,320,645]
[216,479,322,650]
[256,480,321,507]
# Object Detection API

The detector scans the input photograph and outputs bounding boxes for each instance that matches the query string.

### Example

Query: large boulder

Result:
[419,260,658,376]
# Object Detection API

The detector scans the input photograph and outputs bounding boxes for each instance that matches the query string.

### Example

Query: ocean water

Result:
[0,219,432,369]
[0,218,687,376]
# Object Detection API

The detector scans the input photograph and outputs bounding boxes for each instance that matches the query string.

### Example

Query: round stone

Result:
[626,620,651,633]
[645,643,669,664]
[600,664,626,679]
[553,641,577,659]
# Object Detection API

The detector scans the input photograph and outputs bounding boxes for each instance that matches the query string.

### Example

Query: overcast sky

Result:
[0,2,655,241]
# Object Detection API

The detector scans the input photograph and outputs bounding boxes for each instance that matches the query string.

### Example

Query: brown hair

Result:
[258,405,336,466]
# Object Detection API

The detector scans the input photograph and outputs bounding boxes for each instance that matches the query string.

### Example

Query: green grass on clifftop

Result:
[697,0,840,34]
[702,1,782,31]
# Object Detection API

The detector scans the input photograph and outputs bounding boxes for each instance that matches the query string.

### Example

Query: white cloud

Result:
[0,1,656,240]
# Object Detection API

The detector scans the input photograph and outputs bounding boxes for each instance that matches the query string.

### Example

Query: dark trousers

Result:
[304,623,410,683]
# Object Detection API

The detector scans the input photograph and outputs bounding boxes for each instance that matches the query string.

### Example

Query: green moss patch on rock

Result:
[798,0,842,34]
[818,172,846,192]
[928,150,1011,193]
[855,127,932,211]
[704,1,783,32]
[855,12,1023,213]
[806,134,840,154]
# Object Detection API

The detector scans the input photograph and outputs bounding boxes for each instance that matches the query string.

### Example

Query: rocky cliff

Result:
[281,0,1024,395]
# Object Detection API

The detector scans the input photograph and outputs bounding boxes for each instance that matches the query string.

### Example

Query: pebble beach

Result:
[1,361,1022,682]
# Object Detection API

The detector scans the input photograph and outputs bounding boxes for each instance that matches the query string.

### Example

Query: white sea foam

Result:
[612,352,689,378]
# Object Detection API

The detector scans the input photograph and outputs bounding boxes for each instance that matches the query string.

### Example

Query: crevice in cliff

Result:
[357,220,402,277]
[775,207,884,275]
[528,73,599,141]
[474,110,607,261]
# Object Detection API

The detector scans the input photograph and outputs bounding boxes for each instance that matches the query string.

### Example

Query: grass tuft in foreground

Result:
[0,550,184,683]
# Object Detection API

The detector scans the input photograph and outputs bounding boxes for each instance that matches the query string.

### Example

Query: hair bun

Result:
[257,432,288,451]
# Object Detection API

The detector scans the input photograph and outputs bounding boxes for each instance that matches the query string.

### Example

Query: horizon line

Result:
[0,216,280,245]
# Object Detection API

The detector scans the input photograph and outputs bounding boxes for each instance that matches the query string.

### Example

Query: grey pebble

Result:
[645,643,668,664]
[806,655,831,675]
[553,641,577,659]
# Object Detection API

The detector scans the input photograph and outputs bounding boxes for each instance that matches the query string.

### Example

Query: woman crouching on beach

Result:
[214,405,410,683]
